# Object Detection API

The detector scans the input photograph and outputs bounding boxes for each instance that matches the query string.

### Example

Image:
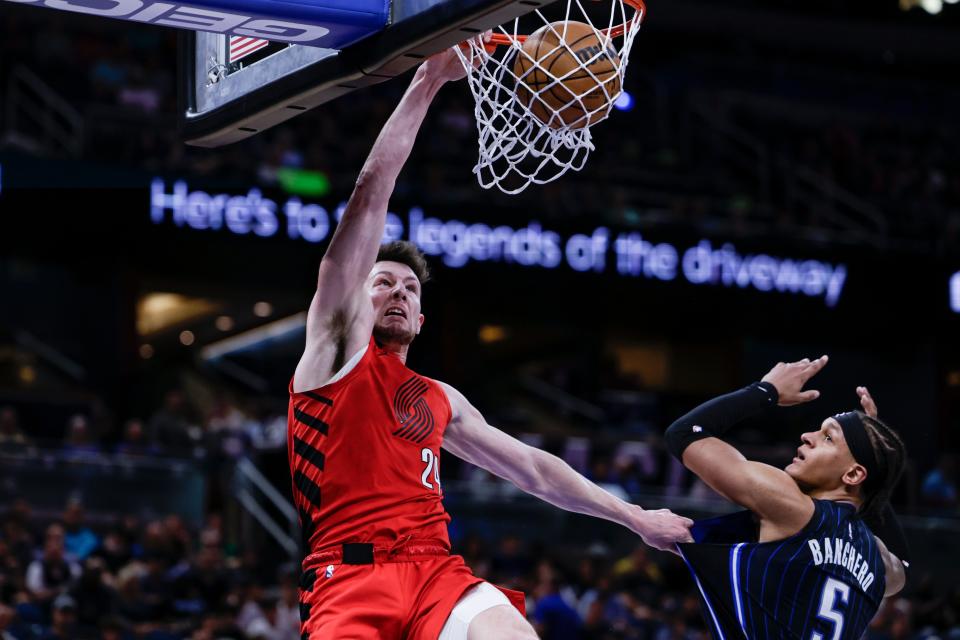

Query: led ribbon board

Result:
[150,178,851,308]
[2,0,390,47]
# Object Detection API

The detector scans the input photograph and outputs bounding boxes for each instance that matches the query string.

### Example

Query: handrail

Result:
[233,457,300,562]
[518,374,606,423]
[789,162,888,239]
[235,488,299,557]
[235,457,298,522]
[5,65,83,156]
[689,93,888,244]
[15,330,87,382]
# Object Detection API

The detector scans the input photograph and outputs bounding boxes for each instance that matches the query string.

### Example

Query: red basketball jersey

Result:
[287,337,453,557]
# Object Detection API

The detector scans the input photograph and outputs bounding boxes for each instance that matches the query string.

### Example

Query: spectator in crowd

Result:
[171,540,230,615]
[98,617,127,640]
[96,529,132,575]
[242,594,280,640]
[652,596,702,640]
[62,501,99,561]
[0,538,21,605]
[235,578,266,632]
[921,454,958,510]
[2,501,37,572]
[491,535,535,585]
[139,551,173,617]
[569,555,603,618]
[190,604,244,640]
[274,570,301,640]
[69,557,113,635]
[611,545,663,601]
[206,400,255,461]
[148,391,196,455]
[25,524,80,607]
[162,515,193,563]
[866,597,914,640]
[0,408,30,452]
[39,593,77,640]
[117,515,143,555]
[113,565,155,629]
[114,418,160,457]
[0,603,18,640]
[532,562,583,640]
[62,415,102,462]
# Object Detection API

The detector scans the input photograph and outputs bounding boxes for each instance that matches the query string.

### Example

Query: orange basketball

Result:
[513,21,621,130]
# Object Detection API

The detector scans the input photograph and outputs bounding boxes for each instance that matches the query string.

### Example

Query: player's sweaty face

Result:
[785,418,857,491]
[367,261,424,346]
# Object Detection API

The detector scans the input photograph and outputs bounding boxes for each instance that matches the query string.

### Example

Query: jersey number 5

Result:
[420,448,441,492]
[811,577,851,640]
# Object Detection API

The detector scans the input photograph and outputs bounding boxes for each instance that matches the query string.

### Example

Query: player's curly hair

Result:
[856,412,907,521]
[376,241,430,285]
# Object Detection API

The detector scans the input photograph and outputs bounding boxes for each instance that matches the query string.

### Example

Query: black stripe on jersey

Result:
[300,568,317,593]
[299,507,316,550]
[301,634,310,640]
[294,471,322,508]
[293,436,326,471]
[294,408,329,435]
[299,602,311,621]
[303,391,333,406]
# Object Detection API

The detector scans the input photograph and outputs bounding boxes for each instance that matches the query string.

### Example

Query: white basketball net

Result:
[455,0,645,194]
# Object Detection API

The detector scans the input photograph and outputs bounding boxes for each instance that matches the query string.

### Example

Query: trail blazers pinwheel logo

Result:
[392,376,435,443]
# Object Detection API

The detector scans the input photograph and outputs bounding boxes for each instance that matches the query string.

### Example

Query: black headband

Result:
[833,411,883,490]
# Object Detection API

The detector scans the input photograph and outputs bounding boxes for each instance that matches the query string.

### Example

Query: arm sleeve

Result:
[664,381,779,460]
[866,504,911,567]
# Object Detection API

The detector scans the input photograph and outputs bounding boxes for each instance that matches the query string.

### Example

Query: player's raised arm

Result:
[663,357,830,534]
[853,385,911,592]
[293,50,466,392]
[439,382,693,552]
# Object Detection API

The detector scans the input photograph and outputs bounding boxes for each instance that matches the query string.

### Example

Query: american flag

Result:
[229,36,270,63]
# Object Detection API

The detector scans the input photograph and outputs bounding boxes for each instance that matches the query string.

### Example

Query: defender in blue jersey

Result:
[664,358,908,640]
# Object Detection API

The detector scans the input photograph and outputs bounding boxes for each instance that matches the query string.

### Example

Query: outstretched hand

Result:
[421,31,494,84]
[420,43,470,84]
[633,508,694,554]
[761,355,829,406]
[857,386,878,418]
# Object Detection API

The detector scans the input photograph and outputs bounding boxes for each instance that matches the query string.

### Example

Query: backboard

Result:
[179,0,553,147]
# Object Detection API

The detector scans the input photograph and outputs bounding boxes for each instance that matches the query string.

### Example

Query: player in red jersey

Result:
[288,45,694,640]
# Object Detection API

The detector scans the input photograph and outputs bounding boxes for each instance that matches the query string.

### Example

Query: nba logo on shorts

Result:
[325,565,335,579]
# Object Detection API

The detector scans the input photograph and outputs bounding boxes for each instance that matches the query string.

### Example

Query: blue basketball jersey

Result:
[678,499,886,640]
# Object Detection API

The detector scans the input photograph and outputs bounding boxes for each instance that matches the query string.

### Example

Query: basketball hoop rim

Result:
[482,0,646,47]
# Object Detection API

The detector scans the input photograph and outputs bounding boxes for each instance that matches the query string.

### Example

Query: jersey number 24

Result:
[420,448,441,492]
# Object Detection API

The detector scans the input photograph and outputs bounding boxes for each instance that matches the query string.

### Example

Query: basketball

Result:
[513,20,621,130]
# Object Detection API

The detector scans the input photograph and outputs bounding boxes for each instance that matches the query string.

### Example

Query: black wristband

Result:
[664,381,779,460]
